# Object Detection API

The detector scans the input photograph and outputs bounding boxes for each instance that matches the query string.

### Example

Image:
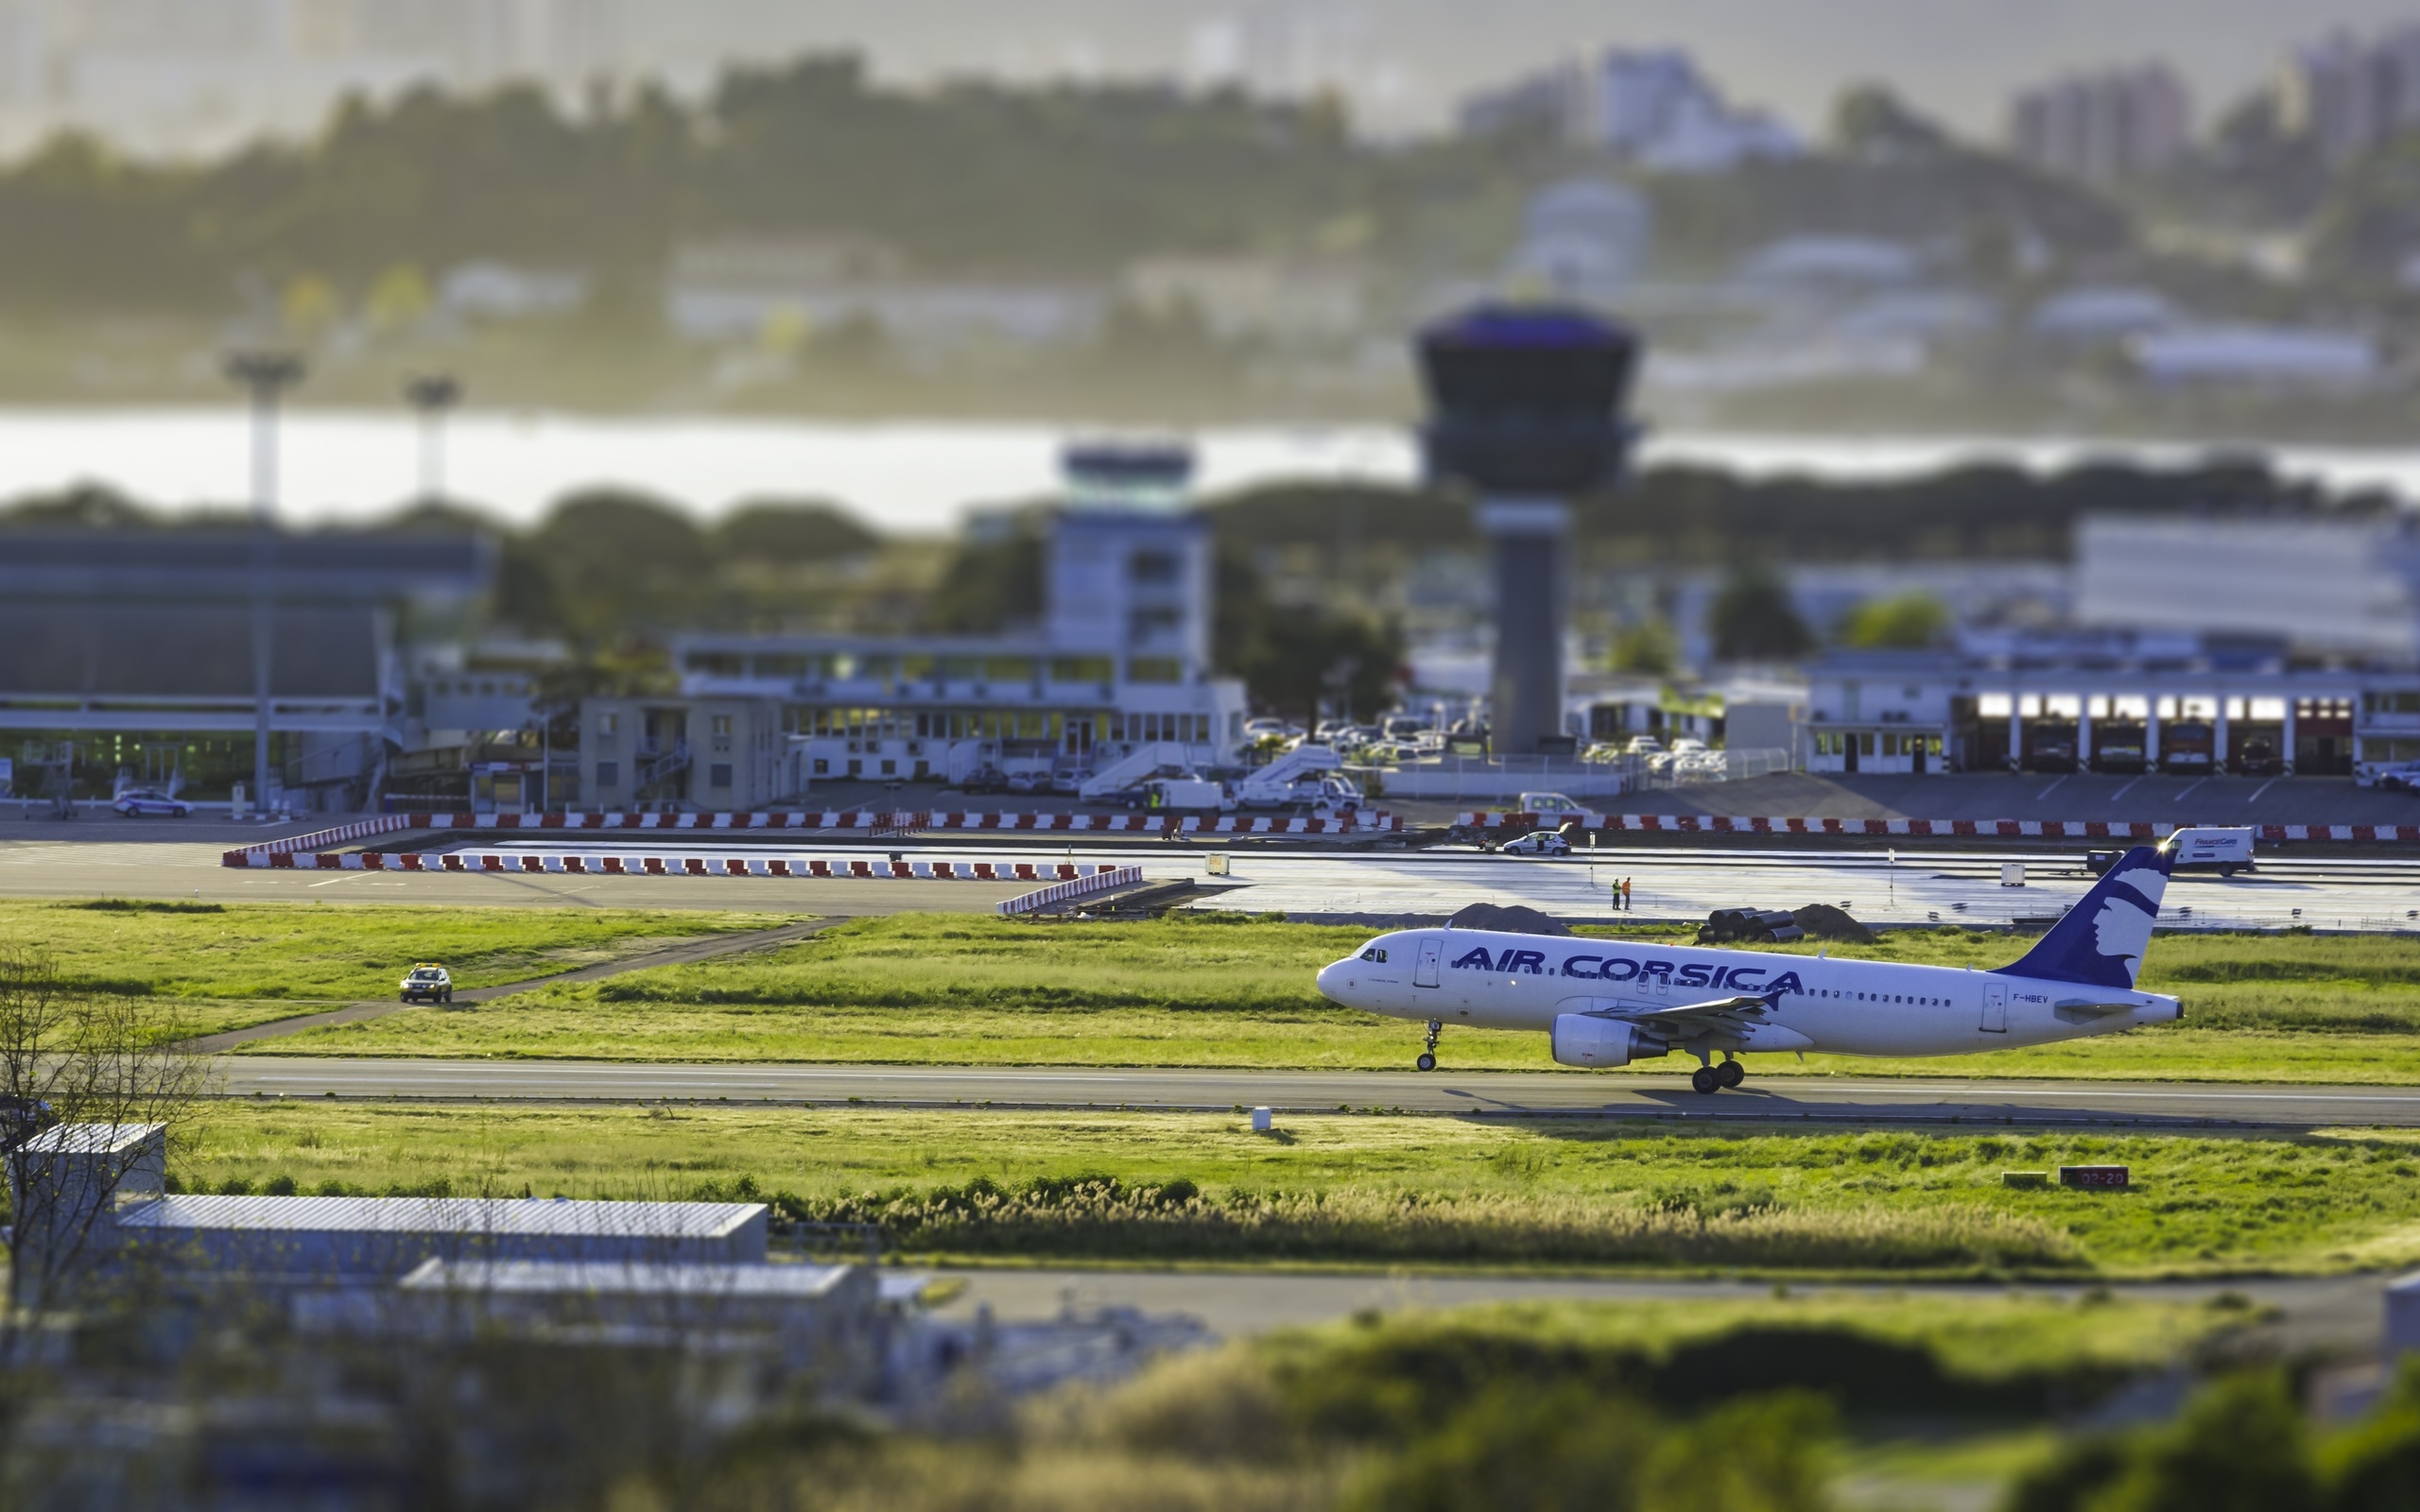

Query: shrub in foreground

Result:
[772,1174,2082,1270]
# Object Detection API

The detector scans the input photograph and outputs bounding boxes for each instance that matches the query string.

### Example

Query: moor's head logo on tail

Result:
[1996,845,2176,990]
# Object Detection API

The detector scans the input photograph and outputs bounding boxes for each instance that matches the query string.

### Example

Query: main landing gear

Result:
[1690,1056,1746,1095]
[1415,1020,1442,1073]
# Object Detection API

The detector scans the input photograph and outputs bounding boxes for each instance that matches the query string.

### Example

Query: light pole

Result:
[226,352,304,818]
[404,373,460,504]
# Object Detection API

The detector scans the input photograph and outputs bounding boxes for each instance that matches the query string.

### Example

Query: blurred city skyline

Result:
[10,0,2420,152]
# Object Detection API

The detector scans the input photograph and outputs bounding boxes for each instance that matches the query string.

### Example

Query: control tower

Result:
[1046,441,1212,673]
[1417,305,1642,756]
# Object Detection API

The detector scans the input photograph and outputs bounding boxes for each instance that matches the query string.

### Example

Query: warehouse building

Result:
[0,526,493,812]
[10,1124,766,1309]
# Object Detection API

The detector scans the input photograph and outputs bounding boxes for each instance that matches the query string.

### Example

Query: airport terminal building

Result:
[1803,641,2420,778]
[579,444,1249,808]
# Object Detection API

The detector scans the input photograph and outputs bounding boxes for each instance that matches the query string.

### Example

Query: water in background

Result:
[3,407,2416,535]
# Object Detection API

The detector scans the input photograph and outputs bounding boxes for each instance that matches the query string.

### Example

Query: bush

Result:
[2323,1356,2420,1510]
[2005,1371,2321,1512]
[776,1174,2081,1270]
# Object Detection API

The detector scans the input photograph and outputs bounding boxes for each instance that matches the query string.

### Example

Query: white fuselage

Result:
[1315,928,2180,1058]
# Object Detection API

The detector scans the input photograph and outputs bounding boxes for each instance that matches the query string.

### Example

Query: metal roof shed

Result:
[113,1194,768,1282]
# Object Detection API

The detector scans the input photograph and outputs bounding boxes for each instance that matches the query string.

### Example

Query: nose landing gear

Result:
[1415,1019,1441,1073]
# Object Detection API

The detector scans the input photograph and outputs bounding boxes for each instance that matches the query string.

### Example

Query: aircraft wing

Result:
[1601,993,1777,1042]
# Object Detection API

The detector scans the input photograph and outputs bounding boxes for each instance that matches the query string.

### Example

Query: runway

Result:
[215,1057,2420,1128]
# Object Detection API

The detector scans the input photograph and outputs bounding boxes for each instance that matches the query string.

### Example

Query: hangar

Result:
[0,526,492,812]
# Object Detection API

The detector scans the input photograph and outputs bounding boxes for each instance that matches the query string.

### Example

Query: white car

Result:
[1498,830,1573,856]
[1517,793,1601,826]
[2361,761,2420,791]
[112,789,192,817]
[399,963,453,1005]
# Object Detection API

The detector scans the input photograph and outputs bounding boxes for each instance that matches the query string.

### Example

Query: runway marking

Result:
[2248,779,2281,804]
[2174,779,2209,804]
[2035,776,2068,800]
[2109,777,2144,801]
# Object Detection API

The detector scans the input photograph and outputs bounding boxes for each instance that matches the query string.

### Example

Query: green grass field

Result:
[249,913,2420,1084]
[174,1101,2420,1275]
[0,900,789,1035]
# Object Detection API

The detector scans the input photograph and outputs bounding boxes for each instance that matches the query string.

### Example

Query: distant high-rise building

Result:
[1459,46,1800,176]
[1184,4,1373,103]
[2277,25,2420,165]
[2006,64,2192,183]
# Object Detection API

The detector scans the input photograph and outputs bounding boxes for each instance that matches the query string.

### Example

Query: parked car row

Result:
[949,765,1366,816]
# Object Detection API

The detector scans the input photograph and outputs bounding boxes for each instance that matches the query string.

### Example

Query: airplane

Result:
[1313,842,2182,1094]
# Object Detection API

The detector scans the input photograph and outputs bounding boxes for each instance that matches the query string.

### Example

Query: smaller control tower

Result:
[1417,305,1642,756]
[1046,441,1212,674]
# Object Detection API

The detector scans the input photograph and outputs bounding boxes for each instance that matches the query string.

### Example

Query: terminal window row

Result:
[1812,732,1941,757]
[1971,695,2345,721]
[788,710,1224,743]
[683,652,1183,685]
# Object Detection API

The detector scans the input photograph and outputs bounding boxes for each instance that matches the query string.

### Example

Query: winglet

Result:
[1993,844,2175,989]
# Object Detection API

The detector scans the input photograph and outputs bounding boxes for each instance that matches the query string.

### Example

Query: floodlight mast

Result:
[1416,305,1643,757]
[225,352,304,818]
[404,372,461,504]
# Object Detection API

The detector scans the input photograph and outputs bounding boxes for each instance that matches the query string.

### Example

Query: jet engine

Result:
[1551,1014,1638,1069]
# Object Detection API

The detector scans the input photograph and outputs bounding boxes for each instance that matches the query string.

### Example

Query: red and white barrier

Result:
[226,814,417,859]
[229,849,1132,882]
[996,865,1147,917]
[403,810,1399,834]
[221,808,1393,868]
[1458,813,2420,844]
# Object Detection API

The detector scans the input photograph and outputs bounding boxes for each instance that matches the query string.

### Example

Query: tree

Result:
[1233,603,1402,732]
[1831,83,1956,162]
[714,500,879,563]
[924,530,1044,635]
[0,948,205,1358]
[521,490,712,643]
[1609,618,1680,677]
[1837,593,1951,649]
[363,262,432,335]
[1709,562,1814,662]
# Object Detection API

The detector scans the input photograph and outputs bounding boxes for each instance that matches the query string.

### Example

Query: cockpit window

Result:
[1359,949,1388,963]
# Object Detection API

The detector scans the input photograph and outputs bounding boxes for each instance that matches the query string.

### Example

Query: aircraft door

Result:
[1980,983,2007,1034]
[1414,937,1442,988]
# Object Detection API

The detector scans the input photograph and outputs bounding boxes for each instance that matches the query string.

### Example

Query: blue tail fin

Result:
[1994,844,2175,989]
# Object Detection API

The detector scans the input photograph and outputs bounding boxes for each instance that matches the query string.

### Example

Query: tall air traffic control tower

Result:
[1417,305,1642,756]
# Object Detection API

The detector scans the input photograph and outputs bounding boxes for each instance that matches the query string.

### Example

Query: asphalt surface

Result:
[921,1265,2390,1352]
[212,1059,2420,1129]
[487,836,2420,930]
[10,821,2419,932]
